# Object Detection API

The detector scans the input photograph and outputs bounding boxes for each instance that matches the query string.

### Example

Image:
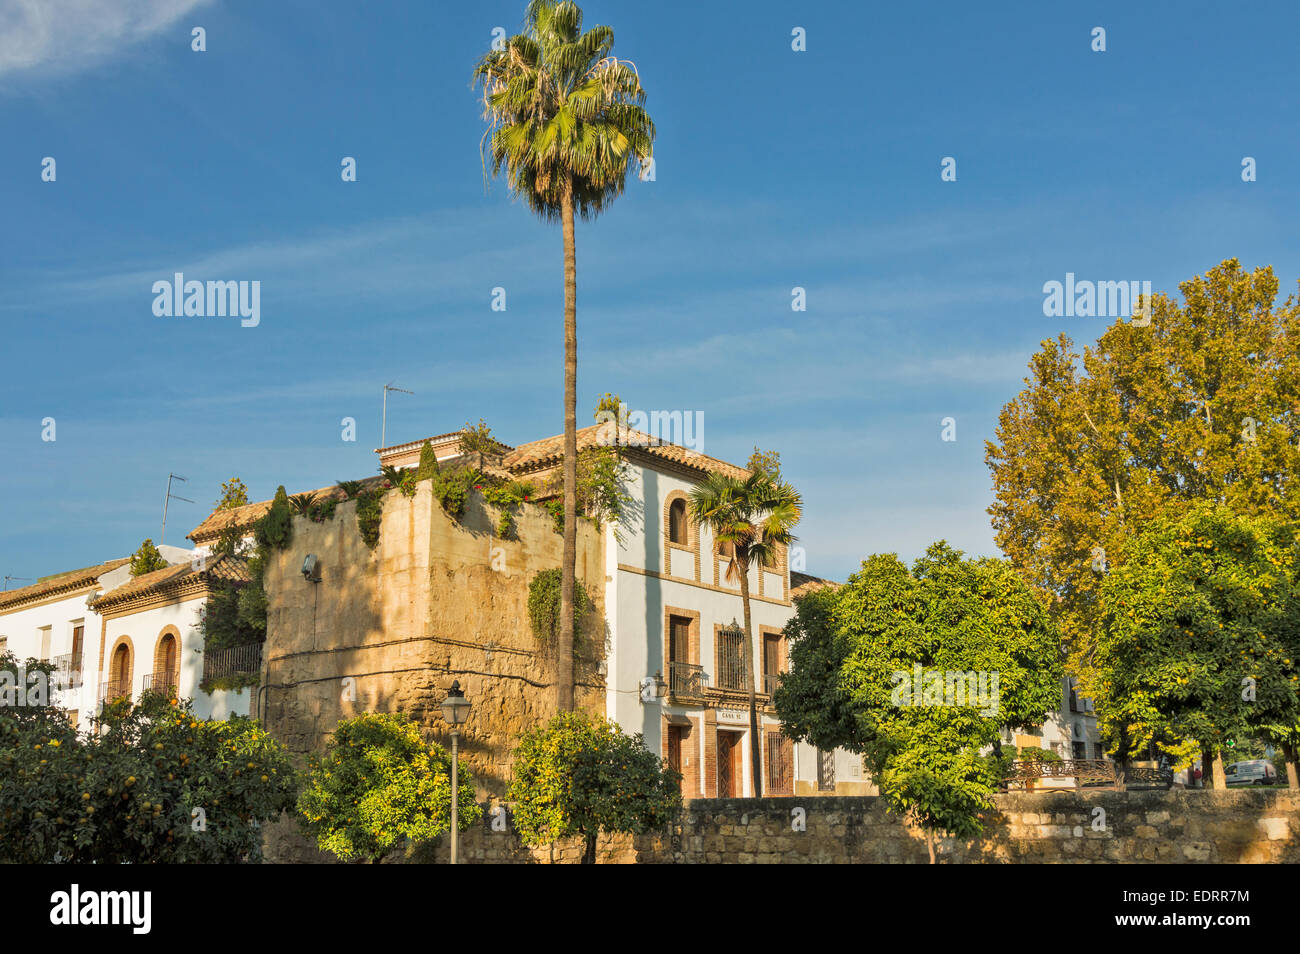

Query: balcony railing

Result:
[715,632,750,694]
[202,643,262,683]
[668,661,705,701]
[99,678,130,705]
[142,670,179,695]
[762,673,781,696]
[52,653,83,689]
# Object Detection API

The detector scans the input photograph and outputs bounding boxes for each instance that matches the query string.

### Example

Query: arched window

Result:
[109,643,131,702]
[668,498,688,544]
[152,630,180,695]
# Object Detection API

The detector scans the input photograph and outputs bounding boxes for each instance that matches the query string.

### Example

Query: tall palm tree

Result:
[690,472,803,797]
[474,1,654,712]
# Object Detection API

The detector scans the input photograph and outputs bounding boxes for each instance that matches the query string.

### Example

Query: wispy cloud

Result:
[0,0,212,79]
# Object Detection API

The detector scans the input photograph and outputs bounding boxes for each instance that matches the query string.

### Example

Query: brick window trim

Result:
[662,490,700,581]
[663,605,701,672]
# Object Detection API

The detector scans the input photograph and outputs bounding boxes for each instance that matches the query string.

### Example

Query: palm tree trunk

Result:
[1283,742,1299,791]
[737,558,762,798]
[557,176,578,713]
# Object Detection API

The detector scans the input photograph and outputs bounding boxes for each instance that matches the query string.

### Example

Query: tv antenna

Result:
[161,473,195,545]
[381,382,414,449]
[2,575,31,591]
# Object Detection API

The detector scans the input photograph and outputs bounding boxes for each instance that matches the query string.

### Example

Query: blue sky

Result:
[2,0,1299,585]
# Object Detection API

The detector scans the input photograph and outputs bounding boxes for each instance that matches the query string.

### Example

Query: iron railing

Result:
[142,670,179,695]
[715,631,749,692]
[99,677,130,705]
[762,673,781,696]
[668,661,705,701]
[201,643,262,683]
[52,653,82,689]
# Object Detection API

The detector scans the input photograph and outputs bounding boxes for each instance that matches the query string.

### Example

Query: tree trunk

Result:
[557,176,578,713]
[1200,744,1213,789]
[582,831,597,865]
[1212,752,1227,790]
[737,556,762,798]
[925,828,936,865]
[1283,742,1299,791]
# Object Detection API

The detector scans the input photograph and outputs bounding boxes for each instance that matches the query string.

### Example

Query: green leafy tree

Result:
[215,477,250,510]
[128,538,168,577]
[297,713,481,863]
[776,544,1063,862]
[985,259,1300,700]
[475,1,655,713]
[508,712,680,864]
[255,485,293,551]
[747,447,782,481]
[689,471,802,796]
[1093,505,1300,788]
[0,674,296,863]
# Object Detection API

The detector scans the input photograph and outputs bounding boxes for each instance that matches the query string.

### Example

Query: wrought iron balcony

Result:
[51,653,83,689]
[668,661,705,702]
[98,678,130,705]
[142,670,179,695]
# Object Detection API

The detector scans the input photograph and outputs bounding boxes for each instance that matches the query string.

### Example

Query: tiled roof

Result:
[0,558,131,612]
[504,424,750,480]
[790,571,839,599]
[91,555,250,610]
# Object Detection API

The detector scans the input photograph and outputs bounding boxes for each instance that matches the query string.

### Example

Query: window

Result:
[762,632,783,695]
[668,499,688,544]
[669,616,691,664]
[716,627,747,692]
[816,748,836,792]
[69,624,84,688]
[766,732,793,795]
[1072,740,1086,759]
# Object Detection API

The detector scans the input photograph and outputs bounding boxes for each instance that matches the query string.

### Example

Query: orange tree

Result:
[297,712,481,863]
[0,663,297,863]
[1093,505,1300,788]
[508,712,680,863]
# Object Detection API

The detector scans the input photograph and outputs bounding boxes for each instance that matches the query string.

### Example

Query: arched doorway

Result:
[152,631,179,695]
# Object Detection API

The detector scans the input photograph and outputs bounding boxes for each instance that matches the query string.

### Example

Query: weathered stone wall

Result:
[257,484,606,863]
[387,790,1300,864]
[626,790,1300,864]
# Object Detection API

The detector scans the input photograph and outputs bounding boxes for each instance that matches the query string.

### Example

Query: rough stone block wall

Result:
[626,790,1300,864]
[257,484,606,863]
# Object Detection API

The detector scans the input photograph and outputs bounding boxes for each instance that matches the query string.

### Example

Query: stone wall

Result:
[625,790,1300,863]
[389,790,1300,864]
[257,484,606,862]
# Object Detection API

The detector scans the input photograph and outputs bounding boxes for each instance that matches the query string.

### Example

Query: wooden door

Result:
[718,731,741,797]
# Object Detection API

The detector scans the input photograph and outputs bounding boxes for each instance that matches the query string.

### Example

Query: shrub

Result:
[297,713,481,863]
[508,712,681,863]
[129,539,168,577]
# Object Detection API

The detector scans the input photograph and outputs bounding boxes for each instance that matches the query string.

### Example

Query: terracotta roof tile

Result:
[91,555,250,610]
[504,424,749,480]
[0,558,131,612]
[187,478,386,543]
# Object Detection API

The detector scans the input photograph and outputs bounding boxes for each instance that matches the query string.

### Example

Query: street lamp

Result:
[440,680,471,864]
[639,670,668,704]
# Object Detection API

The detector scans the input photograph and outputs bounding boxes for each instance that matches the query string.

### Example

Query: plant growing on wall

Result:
[355,489,384,549]
[255,486,293,551]
[128,539,168,577]
[297,712,480,863]
[335,480,364,500]
[483,480,534,539]
[416,440,439,481]
[289,492,316,517]
[508,712,681,864]
[527,568,590,650]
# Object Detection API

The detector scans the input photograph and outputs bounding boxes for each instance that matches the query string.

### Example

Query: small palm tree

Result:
[474,1,654,711]
[689,473,802,797]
